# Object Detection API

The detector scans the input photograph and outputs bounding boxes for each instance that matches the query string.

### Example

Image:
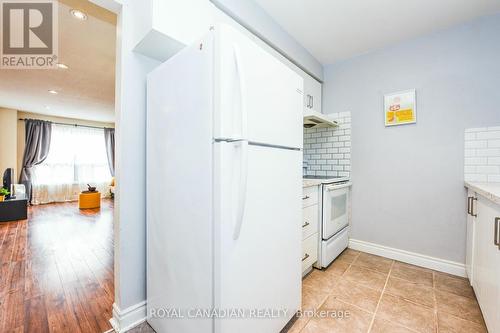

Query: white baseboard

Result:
[109,301,147,332]
[349,239,466,277]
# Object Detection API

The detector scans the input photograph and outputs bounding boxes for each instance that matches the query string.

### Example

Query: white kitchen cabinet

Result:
[465,189,477,282]
[133,0,213,61]
[303,74,322,113]
[302,185,319,208]
[470,194,500,333]
[302,204,319,240]
[302,186,320,275]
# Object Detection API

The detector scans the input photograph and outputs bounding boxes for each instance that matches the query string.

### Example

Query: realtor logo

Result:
[1,0,58,68]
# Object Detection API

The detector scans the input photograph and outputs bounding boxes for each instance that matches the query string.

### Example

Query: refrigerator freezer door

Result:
[213,142,302,333]
[146,34,214,333]
[214,24,303,149]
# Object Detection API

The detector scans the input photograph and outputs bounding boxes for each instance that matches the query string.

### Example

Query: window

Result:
[32,124,111,204]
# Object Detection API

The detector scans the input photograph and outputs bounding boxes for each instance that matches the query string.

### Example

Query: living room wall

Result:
[0,108,18,178]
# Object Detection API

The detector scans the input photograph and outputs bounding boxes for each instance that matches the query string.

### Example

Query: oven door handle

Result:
[325,182,352,191]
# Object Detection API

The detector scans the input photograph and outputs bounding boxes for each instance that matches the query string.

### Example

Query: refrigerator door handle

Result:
[233,45,248,141]
[233,140,249,240]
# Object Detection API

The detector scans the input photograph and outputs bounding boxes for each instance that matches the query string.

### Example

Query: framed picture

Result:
[384,89,416,126]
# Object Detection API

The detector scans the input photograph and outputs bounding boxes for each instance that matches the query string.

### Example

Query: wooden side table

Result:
[79,192,101,209]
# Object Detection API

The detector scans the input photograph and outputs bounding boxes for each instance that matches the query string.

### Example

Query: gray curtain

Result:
[19,119,52,202]
[104,128,115,176]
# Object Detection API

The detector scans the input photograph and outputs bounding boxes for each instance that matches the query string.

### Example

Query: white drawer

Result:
[302,204,318,240]
[302,233,318,273]
[302,186,319,207]
[319,226,349,268]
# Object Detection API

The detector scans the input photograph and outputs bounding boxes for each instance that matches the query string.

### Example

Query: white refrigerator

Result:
[147,23,303,333]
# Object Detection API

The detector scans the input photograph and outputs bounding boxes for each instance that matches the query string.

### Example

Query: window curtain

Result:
[104,128,115,176]
[31,124,112,205]
[19,119,52,203]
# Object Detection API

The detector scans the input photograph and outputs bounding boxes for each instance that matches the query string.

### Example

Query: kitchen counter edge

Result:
[465,181,500,206]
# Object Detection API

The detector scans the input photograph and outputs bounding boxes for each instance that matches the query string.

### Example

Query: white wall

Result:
[112,0,160,314]
[0,108,17,176]
[323,14,500,263]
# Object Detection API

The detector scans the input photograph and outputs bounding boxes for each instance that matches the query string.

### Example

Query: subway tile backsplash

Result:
[303,112,351,178]
[464,126,500,183]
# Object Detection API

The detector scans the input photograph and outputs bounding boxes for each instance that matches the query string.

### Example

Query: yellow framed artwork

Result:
[384,89,416,126]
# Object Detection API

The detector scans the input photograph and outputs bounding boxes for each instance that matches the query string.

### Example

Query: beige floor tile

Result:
[390,261,434,287]
[370,318,418,333]
[303,269,338,293]
[437,312,487,333]
[324,259,351,276]
[377,294,436,333]
[385,276,435,308]
[352,253,393,274]
[336,249,360,264]
[127,322,156,333]
[281,315,310,333]
[328,278,382,313]
[343,265,388,291]
[435,290,484,325]
[301,284,329,312]
[301,299,373,333]
[434,272,475,299]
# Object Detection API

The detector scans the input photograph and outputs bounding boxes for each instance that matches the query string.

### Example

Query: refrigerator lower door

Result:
[214,142,302,333]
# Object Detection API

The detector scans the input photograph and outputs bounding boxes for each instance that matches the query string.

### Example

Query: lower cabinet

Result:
[302,233,318,273]
[302,186,320,275]
[467,192,500,333]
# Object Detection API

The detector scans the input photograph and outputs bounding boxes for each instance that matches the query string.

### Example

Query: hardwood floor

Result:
[0,200,114,333]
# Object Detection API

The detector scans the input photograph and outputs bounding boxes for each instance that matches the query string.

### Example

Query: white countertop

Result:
[303,177,349,188]
[303,179,323,187]
[465,182,500,206]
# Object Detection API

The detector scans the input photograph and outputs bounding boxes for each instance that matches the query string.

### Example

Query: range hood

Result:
[303,109,338,128]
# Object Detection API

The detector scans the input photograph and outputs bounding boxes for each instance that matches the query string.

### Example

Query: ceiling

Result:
[254,0,500,64]
[0,1,116,122]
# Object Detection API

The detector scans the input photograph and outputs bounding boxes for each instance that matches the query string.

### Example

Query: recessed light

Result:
[70,9,87,20]
[48,90,58,94]
[56,63,68,69]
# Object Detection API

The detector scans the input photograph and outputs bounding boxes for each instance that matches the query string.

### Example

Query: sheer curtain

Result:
[31,124,112,204]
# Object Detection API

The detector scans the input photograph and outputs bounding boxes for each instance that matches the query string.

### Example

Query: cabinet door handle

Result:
[467,197,472,215]
[495,217,499,248]
[302,221,310,228]
[302,195,309,200]
[471,197,477,217]
[302,253,310,261]
[311,96,313,109]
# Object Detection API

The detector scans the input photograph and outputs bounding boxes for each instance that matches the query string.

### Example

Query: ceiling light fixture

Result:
[56,63,68,69]
[70,9,87,20]
[48,89,58,94]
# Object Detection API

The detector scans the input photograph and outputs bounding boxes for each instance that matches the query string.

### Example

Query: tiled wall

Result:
[303,112,351,178]
[464,126,500,183]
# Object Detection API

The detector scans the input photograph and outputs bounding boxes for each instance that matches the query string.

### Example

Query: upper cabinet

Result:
[133,0,213,62]
[303,74,322,113]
